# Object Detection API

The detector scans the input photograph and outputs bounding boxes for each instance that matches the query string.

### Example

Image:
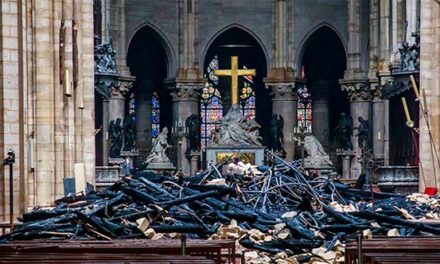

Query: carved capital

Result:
[111,76,136,99]
[265,82,296,100]
[168,81,203,101]
[340,79,372,102]
[369,80,382,100]
[94,74,135,100]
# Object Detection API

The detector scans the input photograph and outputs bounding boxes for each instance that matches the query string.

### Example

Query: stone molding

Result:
[112,76,136,99]
[369,79,382,100]
[265,82,296,101]
[167,79,204,102]
[340,79,373,102]
[94,74,135,100]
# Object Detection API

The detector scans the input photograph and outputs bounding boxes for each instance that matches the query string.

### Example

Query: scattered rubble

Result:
[2,152,440,263]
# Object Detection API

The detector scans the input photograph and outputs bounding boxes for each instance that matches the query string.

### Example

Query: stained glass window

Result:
[296,85,312,133]
[152,92,160,142]
[129,93,135,115]
[200,55,223,150]
[239,72,256,120]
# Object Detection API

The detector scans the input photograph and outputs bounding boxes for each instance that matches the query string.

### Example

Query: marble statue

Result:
[214,104,262,146]
[145,127,171,163]
[303,135,333,167]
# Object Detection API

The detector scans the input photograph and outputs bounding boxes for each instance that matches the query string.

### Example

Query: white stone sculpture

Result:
[145,127,171,164]
[303,135,333,167]
[213,104,262,146]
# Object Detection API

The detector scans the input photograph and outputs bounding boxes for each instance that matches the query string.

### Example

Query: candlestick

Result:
[410,74,420,100]
[64,68,72,96]
[401,97,414,127]
[422,88,428,113]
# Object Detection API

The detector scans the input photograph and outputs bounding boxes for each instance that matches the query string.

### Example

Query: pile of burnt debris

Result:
[2,153,440,263]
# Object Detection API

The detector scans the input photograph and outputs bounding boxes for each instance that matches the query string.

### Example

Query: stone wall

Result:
[121,0,348,79]
[419,0,440,190]
[0,0,95,221]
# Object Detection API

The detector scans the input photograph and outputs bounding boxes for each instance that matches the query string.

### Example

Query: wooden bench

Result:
[345,237,440,264]
[0,239,236,264]
[0,253,214,264]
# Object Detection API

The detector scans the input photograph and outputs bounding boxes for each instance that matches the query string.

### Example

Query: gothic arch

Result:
[127,22,177,77]
[200,24,269,74]
[296,23,347,78]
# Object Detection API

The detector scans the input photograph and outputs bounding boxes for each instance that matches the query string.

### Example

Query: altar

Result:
[204,56,265,166]
[206,146,265,166]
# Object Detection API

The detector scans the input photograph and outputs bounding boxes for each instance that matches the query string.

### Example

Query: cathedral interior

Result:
[1,0,440,263]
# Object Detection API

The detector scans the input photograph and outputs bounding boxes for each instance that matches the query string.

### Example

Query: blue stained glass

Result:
[296,85,312,132]
[152,93,160,141]
[200,56,223,150]
[240,81,255,120]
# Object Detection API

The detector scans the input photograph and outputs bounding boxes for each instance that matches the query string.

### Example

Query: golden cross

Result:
[214,56,256,105]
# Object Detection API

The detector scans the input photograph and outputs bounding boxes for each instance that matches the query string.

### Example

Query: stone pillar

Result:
[265,0,295,160]
[107,78,134,162]
[419,0,440,190]
[311,98,329,149]
[102,99,110,166]
[372,86,385,162]
[340,81,372,172]
[108,93,125,123]
[379,0,393,167]
[189,153,200,176]
[266,83,296,160]
[340,0,370,177]
[369,0,385,164]
[169,82,202,175]
[405,0,419,43]
[310,80,330,149]
[135,81,153,163]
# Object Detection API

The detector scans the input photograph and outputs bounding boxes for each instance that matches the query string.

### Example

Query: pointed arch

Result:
[296,23,347,79]
[127,22,177,77]
[200,24,269,74]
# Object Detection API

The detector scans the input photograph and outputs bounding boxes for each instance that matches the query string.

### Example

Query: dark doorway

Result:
[300,26,348,168]
[126,26,172,162]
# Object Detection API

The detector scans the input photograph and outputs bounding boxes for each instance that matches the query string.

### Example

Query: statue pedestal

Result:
[206,146,265,166]
[187,151,200,176]
[95,166,121,190]
[376,165,419,194]
[145,162,176,173]
[336,149,356,179]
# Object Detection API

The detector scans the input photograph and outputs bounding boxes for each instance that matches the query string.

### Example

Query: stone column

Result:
[340,81,372,174]
[311,98,329,149]
[405,0,419,43]
[372,86,385,162]
[310,81,330,149]
[107,78,134,163]
[340,0,370,177]
[135,81,153,163]
[102,99,110,166]
[266,82,296,160]
[419,0,440,190]
[170,0,203,174]
[369,0,385,164]
[169,81,203,175]
[265,0,295,160]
